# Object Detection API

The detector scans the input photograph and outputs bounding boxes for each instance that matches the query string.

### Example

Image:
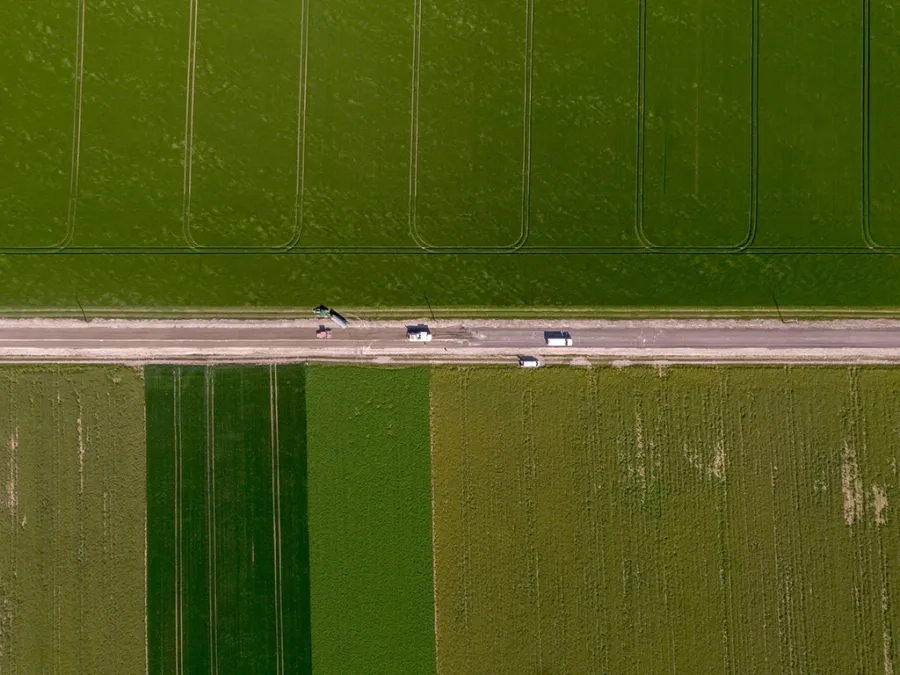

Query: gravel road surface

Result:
[1,318,900,365]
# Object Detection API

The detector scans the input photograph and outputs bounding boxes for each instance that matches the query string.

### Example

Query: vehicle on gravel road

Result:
[544,331,573,346]
[407,325,433,342]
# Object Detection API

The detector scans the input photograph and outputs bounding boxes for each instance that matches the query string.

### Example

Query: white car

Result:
[518,356,540,368]
[406,325,433,342]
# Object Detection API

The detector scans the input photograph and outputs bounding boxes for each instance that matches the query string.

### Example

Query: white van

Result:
[518,356,541,368]
[544,331,573,347]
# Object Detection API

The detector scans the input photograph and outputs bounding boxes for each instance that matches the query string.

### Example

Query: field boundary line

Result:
[522,388,543,671]
[407,0,532,253]
[60,0,87,251]
[634,0,647,250]
[518,0,535,251]
[460,372,472,633]
[268,366,285,675]
[174,369,183,675]
[14,304,900,321]
[633,0,758,252]
[181,0,306,252]
[860,0,884,250]
[9,242,900,253]
[878,543,895,675]
[205,367,214,672]
[291,0,310,253]
[55,376,63,675]
[428,379,441,674]
[406,0,423,250]
[274,365,284,675]
[206,367,219,675]
[181,0,200,250]
[76,394,85,675]
[5,377,17,671]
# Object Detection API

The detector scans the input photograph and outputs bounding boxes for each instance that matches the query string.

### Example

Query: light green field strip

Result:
[867,4,900,247]
[527,0,639,247]
[0,367,145,674]
[299,0,413,247]
[431,367,900,674]
[186,0,303,247]
[414,0,528,248]
[74,0,188,247]
[754,2,862,247]
[641,0,752,247]
[306,366,436,675]
[0,0,77,247]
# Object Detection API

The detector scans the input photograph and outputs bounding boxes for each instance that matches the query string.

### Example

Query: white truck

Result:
[406,325,433,342]
[544,331,573,347]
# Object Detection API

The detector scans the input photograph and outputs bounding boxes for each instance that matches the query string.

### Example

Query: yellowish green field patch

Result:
[431,366,900,674]
[0,366,146,674]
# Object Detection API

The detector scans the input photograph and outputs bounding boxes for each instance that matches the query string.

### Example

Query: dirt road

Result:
[2,318,900,364]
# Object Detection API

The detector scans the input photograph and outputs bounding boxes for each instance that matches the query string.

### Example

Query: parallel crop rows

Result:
[145,365,311,675]
[0,366,145,674]
[430,366,900,674]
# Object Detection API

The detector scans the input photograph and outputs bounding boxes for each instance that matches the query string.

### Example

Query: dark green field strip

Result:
[306,366,436,675]
[212,366,279,670]
[146,367,178,675]
[299,0,413,248]
[754,1,862,247]
[527,0,639,247]
[867,3,900,247]
[74,0,187,247]
[146,365,312,675]
[271,365,312,673]
[413,0,528,248]
[0,0,77,247]
[640,0,753,247]
[186,0,303,248]
[180,368,213,675]
[147,366,213,675]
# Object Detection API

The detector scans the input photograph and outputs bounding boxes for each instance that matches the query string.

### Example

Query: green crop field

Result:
[306,366,436,675]
[145,364,435,675]
[145,365,312,675]
[5,363,900,673]
[0,366,145,674]
[0,0,898,311]
[430,366,900,674]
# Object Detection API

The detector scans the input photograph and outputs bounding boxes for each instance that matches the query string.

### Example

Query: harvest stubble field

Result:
[430,366,900,674]
[0,0,898,310]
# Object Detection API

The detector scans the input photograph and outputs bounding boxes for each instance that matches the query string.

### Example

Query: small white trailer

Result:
[544,331,573,347]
